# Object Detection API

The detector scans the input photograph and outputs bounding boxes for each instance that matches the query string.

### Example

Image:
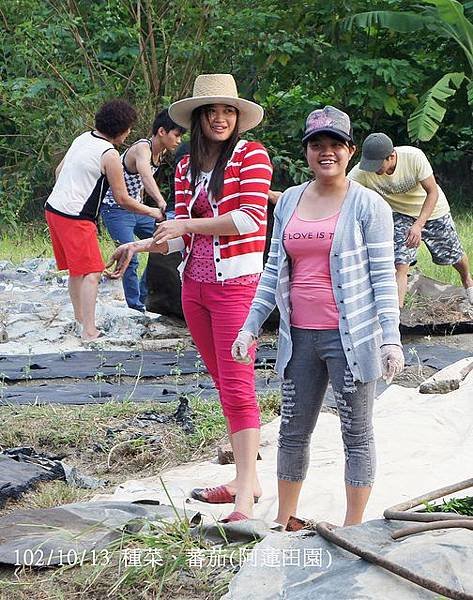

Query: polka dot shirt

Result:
[185,183,260,286]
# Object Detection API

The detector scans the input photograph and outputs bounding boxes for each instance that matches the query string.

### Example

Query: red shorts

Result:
[45,210,105,276]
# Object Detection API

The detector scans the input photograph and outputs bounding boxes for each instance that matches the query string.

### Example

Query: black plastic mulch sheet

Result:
[0,346,278,383]
[0,376,281,406]
[402,343,471,369]
[0,448,106,506]
[0,350,202,382]
[0,454,63,508]
[0,344,469,407]
[401,321,473,335]
[0,501,201,566]
[1,344,469,384]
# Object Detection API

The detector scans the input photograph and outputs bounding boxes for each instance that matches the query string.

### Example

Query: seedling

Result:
[0,372,6,402]
[94,369,105,398]
[170,341,186,396]
[23,345,33,383]
[115,362,126,386]
[189,353,205,401]
[123,349,144,402]
[408,346,424,378]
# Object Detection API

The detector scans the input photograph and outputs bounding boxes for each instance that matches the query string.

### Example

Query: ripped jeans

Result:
[278,327,376,487]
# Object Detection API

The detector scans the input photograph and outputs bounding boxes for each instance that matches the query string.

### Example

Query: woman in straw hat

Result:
[232,106,404,529]
[107,74,273,522]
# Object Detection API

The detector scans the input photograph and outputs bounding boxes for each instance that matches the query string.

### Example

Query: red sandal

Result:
[191,485,260,504]
[220,511,249,523]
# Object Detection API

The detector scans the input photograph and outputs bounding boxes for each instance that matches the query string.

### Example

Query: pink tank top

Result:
[284,210,340,329]
[185,186,259,286]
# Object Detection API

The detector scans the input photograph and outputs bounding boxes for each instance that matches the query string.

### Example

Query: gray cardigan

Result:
[242,180,401,382]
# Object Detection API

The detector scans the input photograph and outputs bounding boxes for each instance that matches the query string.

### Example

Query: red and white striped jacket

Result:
[168,139,273,281]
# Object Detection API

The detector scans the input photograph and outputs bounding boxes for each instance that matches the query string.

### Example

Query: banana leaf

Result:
[467,80,473,106]
[424,0,466,24]
[407,72,465,141]
[340,11,434,33]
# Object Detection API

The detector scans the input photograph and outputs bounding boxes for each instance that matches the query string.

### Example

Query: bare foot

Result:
[234,488,258,518]
[81,330,104,342]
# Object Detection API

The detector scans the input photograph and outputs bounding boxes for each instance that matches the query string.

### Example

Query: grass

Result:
[0,224,148,274]
[0,393,279,460]
[0,511,252,599]
[0,392,281,513]
[0,401,170,452]
[0,394,279,599]
[2,211,471,284]
[414,211,473,285]
[0,224,52,264]
[402,287,468,325]
[7,481,91,512]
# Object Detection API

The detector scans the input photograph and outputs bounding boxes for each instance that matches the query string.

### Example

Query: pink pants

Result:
[182,275,260,434]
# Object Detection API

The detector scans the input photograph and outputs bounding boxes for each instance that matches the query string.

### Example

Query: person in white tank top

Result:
[45,100,165,342]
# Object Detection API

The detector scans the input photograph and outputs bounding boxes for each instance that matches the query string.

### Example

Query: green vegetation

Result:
[1,0,473,229]
[0,393,280,481]
[343,0,473,141]
[0,225,149,274]
[8,480,91,512]
[2,213,470,285]
[0,394,280,598]
[416,211,473,284]
[425,495,473,516]
[0,512,249,599]
[1,3,472,597]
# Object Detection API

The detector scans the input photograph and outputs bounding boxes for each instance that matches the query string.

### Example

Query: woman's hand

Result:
[153,219,189,245]
[381,344,405,384]
[231,330,256,364]
[104,243,137,279]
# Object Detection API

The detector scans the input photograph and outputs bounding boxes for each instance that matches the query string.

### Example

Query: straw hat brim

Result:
[169,96,264,133]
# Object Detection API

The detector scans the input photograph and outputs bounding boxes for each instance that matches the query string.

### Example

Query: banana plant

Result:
[342,0,473,141]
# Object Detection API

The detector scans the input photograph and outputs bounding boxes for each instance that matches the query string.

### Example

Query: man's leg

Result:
[102,207,143,311]
[422,214,473,301]
[452,255,473,292]
[395,263,411,308]
[68,276,83,323]
[46,211,81,322]
[392,213,417,308]
[80,272,102,340]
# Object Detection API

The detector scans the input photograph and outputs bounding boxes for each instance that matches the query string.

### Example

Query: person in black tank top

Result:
[101,109,185,312]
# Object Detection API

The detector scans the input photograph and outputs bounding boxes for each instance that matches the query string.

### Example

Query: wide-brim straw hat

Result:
[169,74,264,133]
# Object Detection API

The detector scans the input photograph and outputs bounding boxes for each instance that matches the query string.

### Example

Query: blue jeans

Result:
[101,206,156,311]
[279,327,376,487]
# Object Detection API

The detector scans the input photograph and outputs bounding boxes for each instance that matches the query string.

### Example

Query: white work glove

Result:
[381,344,405,384]
[231,330,256,364]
